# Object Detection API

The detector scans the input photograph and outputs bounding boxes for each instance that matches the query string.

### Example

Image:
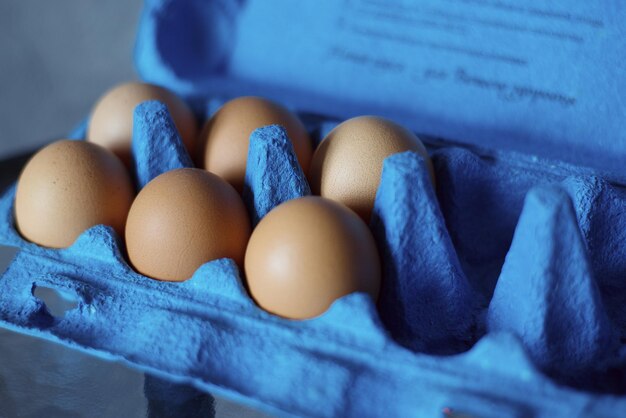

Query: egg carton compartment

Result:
[0,100,625,417]
[434,149,626,386]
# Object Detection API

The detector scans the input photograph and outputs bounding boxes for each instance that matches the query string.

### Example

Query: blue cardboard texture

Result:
[135,0,626,180]
[433,148,607,299]
[242,125,311,226]
[132,100,194,188]
[2,100,626,416]
[561,176,626,334]
[371,151,475,355]
[487,186,615,377]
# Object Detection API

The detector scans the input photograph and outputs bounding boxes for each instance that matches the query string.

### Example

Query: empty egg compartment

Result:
[303,114,626,393]
[433,145,626,391]
[0,100,625,417]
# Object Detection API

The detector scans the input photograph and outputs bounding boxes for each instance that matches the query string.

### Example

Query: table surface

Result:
[0,2,271,417]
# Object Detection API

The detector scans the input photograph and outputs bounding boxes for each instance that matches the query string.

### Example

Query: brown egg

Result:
[309,116,434,221]
[14,140,135,248]
[245,196,381,320]
[87,82,198,164]
[125,168,251,282]
[200,96,312,191]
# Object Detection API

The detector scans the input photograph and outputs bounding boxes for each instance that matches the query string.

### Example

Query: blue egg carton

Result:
[3,0,626,416]
[1,99,625,417]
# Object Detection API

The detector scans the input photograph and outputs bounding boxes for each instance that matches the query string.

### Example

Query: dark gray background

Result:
[0,2,270,417]
[0,0,141,159]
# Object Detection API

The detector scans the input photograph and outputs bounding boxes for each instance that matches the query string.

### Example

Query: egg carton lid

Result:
[134,0,626,182]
